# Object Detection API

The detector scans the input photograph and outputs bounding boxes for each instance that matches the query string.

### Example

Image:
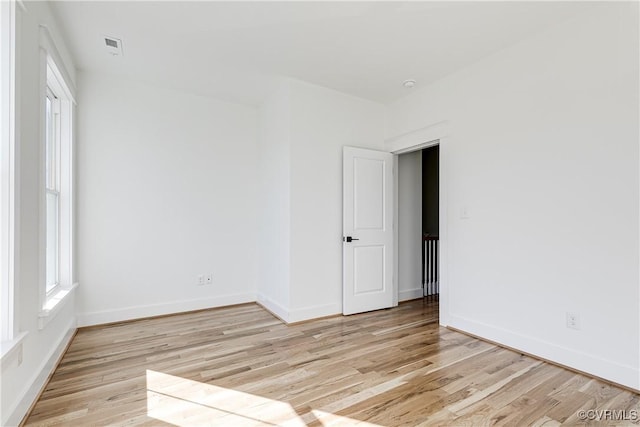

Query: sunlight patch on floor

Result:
[309,410,384,426]
[146,370,383,426]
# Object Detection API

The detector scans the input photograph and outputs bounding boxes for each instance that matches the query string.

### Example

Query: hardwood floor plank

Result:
[23,299,639,426]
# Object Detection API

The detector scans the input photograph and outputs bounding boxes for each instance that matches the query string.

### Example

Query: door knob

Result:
[343,236,359,242]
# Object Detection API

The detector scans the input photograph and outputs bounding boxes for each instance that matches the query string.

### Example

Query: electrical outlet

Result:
[566,312,580,330]
[197,274,205,286]
[206,274,213,284]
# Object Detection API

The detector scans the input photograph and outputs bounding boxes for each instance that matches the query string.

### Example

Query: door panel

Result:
[354,158,385,229]
[354,246,385,294]
[343,146,394,315]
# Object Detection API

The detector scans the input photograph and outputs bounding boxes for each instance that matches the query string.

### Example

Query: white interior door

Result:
[343,146,394,315]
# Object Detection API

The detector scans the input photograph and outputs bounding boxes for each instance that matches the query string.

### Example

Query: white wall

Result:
[386,3,639,389]
[1,2,78,425]
[76,72,258,326]
[256,78,386,322]
[256,82,291,320]
[398,151,422,301]
[287,79,386,322]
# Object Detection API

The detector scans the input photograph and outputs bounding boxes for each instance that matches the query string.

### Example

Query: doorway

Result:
[341,133,448,325]
[421,145,439,298]
[397,142,440,309]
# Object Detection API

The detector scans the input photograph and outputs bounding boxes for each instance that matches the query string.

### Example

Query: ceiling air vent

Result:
[103,36,123,56]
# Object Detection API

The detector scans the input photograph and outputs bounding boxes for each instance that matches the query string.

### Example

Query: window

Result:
[39,28,76,323]
[45,86,60,295]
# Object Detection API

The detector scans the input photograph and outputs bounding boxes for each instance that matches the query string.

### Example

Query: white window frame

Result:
[45,85,61,297]
[1,0,17,346]
[0,0,27,365]
[38,27,77,329]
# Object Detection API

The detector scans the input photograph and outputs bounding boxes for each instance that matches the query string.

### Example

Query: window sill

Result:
[1,331,28,370]
[38,282,78,330]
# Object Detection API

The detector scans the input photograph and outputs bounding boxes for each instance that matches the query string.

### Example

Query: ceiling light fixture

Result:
[402,79,417,88]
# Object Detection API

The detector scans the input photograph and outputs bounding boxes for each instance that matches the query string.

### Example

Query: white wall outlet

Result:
[206,274,213,284]
[197,274,205,286]
[566,312,580,330]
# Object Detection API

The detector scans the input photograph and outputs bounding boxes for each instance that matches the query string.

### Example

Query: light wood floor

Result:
[25,298,639,426]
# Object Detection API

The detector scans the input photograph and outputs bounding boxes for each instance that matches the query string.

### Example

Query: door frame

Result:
[385,120,450,326]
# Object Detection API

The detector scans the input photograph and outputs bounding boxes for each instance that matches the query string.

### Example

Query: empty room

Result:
[1,1,639,425]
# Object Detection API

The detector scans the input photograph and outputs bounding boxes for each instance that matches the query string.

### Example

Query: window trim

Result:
[1,0,17,345]
[38,26,77,328]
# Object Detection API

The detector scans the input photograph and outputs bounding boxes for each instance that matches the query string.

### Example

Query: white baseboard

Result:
[449,314,640,391]
[399,288,424,302]
[256,293,290,323]
[76,293,255,327]
[288,302,341,323]
[256,294,341,324]
[5,321,76,427]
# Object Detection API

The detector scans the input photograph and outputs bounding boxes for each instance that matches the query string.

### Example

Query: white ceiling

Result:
[51,1,593,106]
